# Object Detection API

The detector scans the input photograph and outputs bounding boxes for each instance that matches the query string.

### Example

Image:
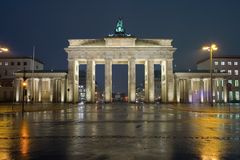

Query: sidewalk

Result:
[0,103,74,114]
[169,103,240,114]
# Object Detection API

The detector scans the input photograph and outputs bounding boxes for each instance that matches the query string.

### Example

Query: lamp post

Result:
[22,68,27,114]
[202,44,218,106]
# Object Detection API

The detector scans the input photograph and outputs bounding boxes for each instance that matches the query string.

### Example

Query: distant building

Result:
[112,92,127,102]
[78,70,102,102]
[197,56,240,102]
[0,56,44,102]
[78,85,86,102]
[135,70,161,103]
[136,83,144,102]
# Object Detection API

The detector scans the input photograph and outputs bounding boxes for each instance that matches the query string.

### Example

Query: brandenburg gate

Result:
[65,20,176,103]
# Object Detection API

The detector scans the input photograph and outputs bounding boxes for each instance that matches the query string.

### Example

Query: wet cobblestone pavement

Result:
[0,103,240,159]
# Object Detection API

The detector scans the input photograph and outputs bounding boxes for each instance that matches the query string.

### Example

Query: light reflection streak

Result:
[0,119,12,160]
[192,117,227,159]
[20,120,29,155]
[78,112,84,120]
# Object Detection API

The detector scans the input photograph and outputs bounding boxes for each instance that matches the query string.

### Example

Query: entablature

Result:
[65,47,176,60]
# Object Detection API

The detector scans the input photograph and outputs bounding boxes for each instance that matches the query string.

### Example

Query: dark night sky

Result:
[1,0,240,93]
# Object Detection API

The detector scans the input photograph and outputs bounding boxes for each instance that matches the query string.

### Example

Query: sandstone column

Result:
[61,78,65,102]
[67,60,79,103]
[144,60,149,102]
[212,79,216,103]
[223,79,227,103]
[148,59,155,102]
[188,79,193,103]
[203,79,207,102]
[50,79,54,102]
[128,59,136,103]
[176,78,180,102]
[86,60,95,103]
[15,79,20,102]
[161,61,167,102]
[207,78,211,102]
[38,78,42,102]
[183,79,188,103]
[166,59,174,102]
[33,79,38,102]
[25,79,30,102]
[200,79,204,103]
[179,79,182,102]
[105,59,112,102]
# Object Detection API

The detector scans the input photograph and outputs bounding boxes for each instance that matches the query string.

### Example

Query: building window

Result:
[234,70,239,75]
[17,62,21,65]
[213,69,218,73]
[228,80,232,84]
[214,61,219,65]
[0,62,2,65]
[5,62,8,66]
[236,91,240,101]
[11,62,14,66]
[228,70,232,75]
[221,61,225,65]
[23,62,27,66]
[235,80,239,87]
[220,70,226,73]
[234,62,238,65]
[228,61,232,65]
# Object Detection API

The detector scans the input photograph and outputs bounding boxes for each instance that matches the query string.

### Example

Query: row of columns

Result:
[67,59,174,103]
[176,78,227,103]
[15,78,66,103]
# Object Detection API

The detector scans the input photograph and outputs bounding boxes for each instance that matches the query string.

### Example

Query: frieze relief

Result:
[67,49,174,60]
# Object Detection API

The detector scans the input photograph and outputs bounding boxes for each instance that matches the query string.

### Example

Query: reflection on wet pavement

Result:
[0,103,240,160]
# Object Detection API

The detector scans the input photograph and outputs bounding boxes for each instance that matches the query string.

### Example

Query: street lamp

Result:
[22,81,27,87]
[22,80,27,113]
[22,68,27,114]
[0,47,9,53]
[202,44,218,106]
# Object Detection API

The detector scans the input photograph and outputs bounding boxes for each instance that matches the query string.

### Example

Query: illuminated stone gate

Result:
[65,20,176,103]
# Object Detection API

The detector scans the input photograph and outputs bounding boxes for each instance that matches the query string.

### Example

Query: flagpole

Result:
[32,46,35,102]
